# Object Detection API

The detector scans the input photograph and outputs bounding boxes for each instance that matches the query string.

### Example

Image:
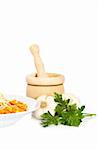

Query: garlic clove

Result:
[33,95,56,119]
[46,96,57,115]
[37,95,47,102]
[33,108,43,119]
[33,107,50,119]
[62,93,80,106]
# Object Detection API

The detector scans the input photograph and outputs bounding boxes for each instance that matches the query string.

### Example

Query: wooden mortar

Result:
[26,44,65,98]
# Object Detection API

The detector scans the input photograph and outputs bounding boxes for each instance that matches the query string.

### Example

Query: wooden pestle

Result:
[27,44,65,98]
[30,44,48,77]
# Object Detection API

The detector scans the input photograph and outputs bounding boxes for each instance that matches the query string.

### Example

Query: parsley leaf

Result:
[41,111,59,127]
[41,93,96,127]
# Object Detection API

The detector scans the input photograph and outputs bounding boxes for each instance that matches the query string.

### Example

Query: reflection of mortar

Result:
[26,44,65,98]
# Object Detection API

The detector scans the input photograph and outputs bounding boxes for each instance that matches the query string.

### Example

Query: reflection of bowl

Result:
[26,73,65,98]
[0,95,39,127]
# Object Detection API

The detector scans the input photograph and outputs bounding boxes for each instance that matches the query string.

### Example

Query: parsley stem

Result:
[83,113,96,117]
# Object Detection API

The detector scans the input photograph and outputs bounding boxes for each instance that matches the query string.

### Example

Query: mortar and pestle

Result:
[26,44,65,98]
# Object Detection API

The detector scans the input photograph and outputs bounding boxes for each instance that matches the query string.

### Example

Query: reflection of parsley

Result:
[41,93,96,127]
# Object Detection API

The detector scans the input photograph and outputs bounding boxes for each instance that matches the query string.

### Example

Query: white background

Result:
[0,0,98,150]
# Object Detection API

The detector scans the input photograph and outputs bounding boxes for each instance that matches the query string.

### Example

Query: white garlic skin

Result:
[33,95,56,119]
[62,93,80,106]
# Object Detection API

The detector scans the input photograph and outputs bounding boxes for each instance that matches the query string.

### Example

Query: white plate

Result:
[0,95,39,127]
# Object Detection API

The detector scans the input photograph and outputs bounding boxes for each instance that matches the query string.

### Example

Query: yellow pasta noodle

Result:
[0,99,28,114]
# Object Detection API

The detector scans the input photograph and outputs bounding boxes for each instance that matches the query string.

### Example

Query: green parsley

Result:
[41,93,96,127]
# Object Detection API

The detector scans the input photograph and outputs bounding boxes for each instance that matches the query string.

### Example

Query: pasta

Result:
[0,93,28,114]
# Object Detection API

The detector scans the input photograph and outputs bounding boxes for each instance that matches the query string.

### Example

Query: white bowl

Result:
[0,95,39,127]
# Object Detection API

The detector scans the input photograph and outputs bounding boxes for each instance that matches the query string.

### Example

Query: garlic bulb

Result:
[33,95,57,119]
[33,93,80,119]
[62,93,80,106]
